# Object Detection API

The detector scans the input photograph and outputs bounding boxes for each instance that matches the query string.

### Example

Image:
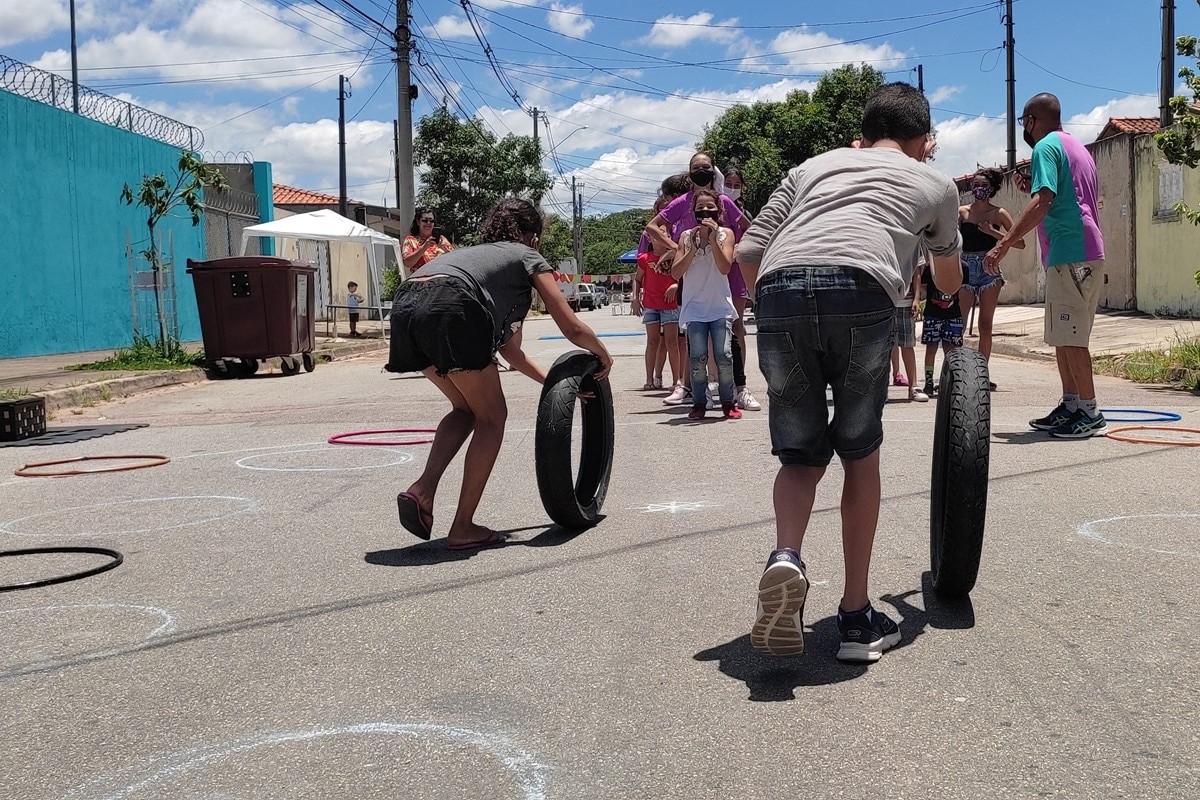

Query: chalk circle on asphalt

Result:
[0,496,259,538]
[0,547,122,593]
[1077,513,1200,559]
[0,604,175,675]
[1105,426,1200,446]
[1098,408,1183,424]
[327,428,436,446]
[59,722,550,800]
[14,455,171,478]
[235,446,414,472]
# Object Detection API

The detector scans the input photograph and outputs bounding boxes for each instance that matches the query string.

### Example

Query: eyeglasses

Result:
[1017,114,1034,125]
[420,217,436,223]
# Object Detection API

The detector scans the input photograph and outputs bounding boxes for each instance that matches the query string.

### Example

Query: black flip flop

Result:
[396,492,432,540]
[445,531,511,551]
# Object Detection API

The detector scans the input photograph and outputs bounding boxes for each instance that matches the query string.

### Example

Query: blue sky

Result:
[4,0,1198,217]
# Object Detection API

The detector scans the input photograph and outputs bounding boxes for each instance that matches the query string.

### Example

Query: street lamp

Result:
[554,124,589,151]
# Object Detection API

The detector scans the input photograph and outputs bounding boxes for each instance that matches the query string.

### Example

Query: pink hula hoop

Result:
[327,428,437,446]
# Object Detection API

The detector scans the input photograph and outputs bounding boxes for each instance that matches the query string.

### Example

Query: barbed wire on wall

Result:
[0,54,204,151]
[202,150,255,164]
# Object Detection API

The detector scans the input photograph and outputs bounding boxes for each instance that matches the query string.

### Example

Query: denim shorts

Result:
[755,267,894,467]
[642,307,680,326]
[385,277,496,376]
[962,251,1003,293]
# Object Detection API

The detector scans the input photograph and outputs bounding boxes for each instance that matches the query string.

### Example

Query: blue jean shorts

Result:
[642,307,680,326]
[963,251,1003,293]
[755,267,894,467]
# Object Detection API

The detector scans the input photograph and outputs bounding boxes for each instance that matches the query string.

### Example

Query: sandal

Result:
[446,531,511,551]
[396,492,433,540]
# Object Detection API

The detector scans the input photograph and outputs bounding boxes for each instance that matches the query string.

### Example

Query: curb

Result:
[37,341,389,413]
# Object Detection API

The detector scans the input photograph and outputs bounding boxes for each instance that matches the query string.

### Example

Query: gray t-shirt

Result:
[419,241,553,345]
[737,147,962,303]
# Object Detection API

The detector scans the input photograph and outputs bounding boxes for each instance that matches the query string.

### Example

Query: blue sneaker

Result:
[751,548,808,656]
[1030,402,1073,431]
[1049,409,1108,439]
[836,604,901,662]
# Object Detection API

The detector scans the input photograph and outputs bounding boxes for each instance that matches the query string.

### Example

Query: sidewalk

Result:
[975,305,1200,361]
[0,334,388,413]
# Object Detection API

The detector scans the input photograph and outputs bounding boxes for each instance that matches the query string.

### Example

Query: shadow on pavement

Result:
[694,572,974,701]
[992,431,1050,445]
[364,523,589,566]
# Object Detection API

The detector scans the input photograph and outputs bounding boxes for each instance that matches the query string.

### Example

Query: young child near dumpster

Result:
[671,188,740,421]
[736,82,962,662]
[918,256,969,397]
[346,281,364,338]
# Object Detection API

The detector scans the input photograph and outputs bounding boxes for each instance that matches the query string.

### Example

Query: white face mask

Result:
[724,187,741,201]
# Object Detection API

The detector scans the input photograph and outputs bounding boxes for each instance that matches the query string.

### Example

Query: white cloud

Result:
[430,14,476,40]
[927,113,1012,181]
[31,0,376,92]
[641,13,738,48]
[1065,93,1160,138]
[745,27,907,74]
[547,2,593,38]
[0,1,68,47]
[927,85,964,106]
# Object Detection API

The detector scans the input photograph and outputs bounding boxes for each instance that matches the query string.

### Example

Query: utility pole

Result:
[1161,0,1177,129]
[572,176,584,272]
[69,0,79,113]
[1005,0,1016,170]
[917,64,924,94]
[532,106,539,150]
[395,0,416,230]
[338,75,349,218]
[393,120,401,212]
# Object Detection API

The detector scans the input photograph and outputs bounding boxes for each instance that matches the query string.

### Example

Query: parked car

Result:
[572,283,597,312]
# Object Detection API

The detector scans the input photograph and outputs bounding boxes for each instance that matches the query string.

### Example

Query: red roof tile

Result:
[1105,117,1161,136]
[273,184,345,206]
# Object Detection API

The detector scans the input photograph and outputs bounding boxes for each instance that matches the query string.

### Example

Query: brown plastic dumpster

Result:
[187,256,318,377]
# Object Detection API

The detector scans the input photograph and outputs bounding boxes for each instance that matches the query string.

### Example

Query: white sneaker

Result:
[662,385,687,405]
[736,387,761,411]
[911,389,930,403]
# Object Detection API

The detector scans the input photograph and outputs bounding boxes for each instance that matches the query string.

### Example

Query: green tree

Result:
[583,208,649,275]
[121,151,228,356]
[414,107,551,245]
[1154,10,1200,288]
[700,64,886,213]
[539,214,573,267]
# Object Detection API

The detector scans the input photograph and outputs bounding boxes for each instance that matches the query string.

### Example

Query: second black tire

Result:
[535,350,614,530]
[929,347,991,597]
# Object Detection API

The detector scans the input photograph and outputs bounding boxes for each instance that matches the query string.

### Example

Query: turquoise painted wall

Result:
[0,89,206,358]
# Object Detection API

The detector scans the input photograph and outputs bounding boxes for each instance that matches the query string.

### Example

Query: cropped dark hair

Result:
[479,197,543,243]
[409,206,436,237]
[724,166,744,184]
[975,167,1004,196]
[861,82,931,143]
[691,188,723,224]
[660,172,692,199]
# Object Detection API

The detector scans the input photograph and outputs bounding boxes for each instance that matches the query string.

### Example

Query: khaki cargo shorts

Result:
[1045,260,1104,348]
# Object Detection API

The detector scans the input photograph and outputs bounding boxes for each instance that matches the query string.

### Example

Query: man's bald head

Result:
[1023,93,1062,125]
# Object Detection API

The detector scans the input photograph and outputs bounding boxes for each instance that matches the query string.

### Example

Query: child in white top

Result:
[671,189,739,420]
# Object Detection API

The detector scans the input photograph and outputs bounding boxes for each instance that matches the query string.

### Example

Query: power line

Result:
[93,58,391,89]
[349,64,397,120]
[75,49,372,72]
[1015,50,1157,98]
[236,0,366,50]
[458,0,528,111]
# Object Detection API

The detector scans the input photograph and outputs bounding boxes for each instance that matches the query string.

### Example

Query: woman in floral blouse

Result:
[402,207,454,273]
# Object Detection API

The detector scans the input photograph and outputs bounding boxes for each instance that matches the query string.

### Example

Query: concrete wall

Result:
[0,90,205,357]
[1133,132,1200,317]
[981,180,1046,305]
[1089,133,1137,311]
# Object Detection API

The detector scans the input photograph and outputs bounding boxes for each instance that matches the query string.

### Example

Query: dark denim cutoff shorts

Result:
[385,277,496,376]
[755,267,895,467]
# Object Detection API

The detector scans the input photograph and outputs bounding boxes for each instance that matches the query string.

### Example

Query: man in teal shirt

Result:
[987,93,1107,438]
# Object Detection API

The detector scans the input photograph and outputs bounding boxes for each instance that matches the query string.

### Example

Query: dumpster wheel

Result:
[302,353,315,372]
[280,357,302,376]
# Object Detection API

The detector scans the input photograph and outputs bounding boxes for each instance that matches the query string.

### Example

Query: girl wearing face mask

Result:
[958,167,1023,388]
[670,189,739,421]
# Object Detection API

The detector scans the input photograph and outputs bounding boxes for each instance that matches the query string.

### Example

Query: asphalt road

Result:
[2,308,1198,799]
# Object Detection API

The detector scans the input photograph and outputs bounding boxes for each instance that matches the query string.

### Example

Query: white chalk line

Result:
[60,722,549,800]
[1077,513,1200,559]
[0,496,259,538]
[0,604,177,682]
[234,446,414,473]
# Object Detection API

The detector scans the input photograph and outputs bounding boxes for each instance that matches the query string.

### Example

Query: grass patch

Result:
[69,337,204,372]
[0,387,35,401]
[1095,335,1200,391]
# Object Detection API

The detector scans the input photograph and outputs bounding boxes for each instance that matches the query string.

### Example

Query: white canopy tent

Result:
[239,209,405,334]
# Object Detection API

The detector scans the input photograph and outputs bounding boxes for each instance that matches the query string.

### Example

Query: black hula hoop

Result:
[0,547,124,592]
